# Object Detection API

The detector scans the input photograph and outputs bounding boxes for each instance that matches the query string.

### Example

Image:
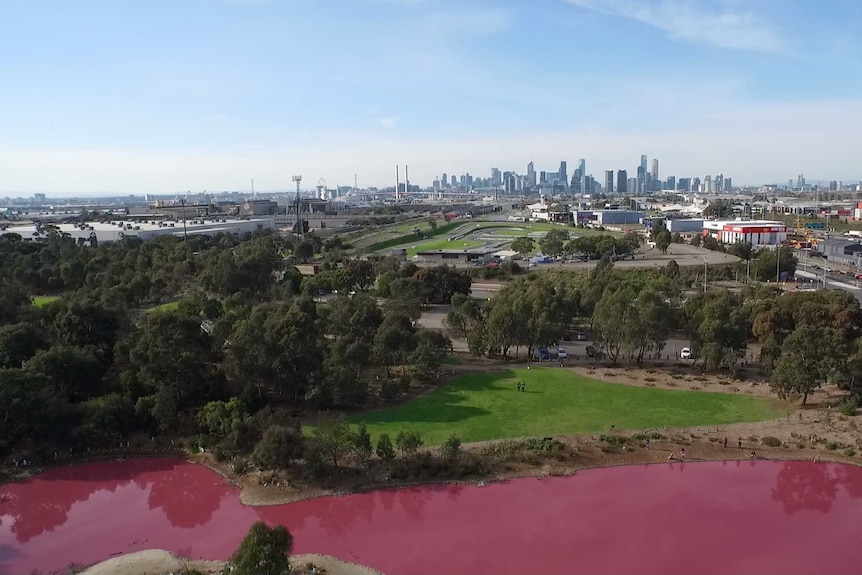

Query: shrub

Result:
[826,442,839,451]
[838,398,858,417]
[844,449,856,457]
[395,430,424,459]
[440,434,462,460]
[352,423,373,464]
[632,431,664,441]
[375,433,395,462]
[761,436,782,448]
[644,377,656,383]
[525,437,563,455]
[481,440,518,459]
[253,425,305,470]
[598,434,627,447]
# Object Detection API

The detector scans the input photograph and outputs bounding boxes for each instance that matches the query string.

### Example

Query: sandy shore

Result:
[79,549,383,575]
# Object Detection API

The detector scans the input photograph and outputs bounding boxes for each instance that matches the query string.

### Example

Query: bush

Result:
[375,433,395,462]
[838,398,858,416]
[481,440,518,459]
[844,449,856,457]
[761,436,782,448]
[252,425,305,470]
[395,430,424,459]
[525,437,563,455]
[440,434,462,460]
[631,431,664,441]
[598,434,627,447]
[826,442,839,451]
[352,423,373,464]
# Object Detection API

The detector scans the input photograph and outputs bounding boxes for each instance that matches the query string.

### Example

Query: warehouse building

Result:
[1,217,277,244]
[702,220,787,247]
[817,238,862,267]
[413,248,497,265]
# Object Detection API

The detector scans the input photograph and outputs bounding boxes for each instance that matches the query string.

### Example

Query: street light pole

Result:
[700,255,708,294]
[292,175,303,240]
[776,246,781,284]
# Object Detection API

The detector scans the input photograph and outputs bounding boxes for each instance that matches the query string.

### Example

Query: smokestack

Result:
[405,164,409,196]
[396,165,400,200]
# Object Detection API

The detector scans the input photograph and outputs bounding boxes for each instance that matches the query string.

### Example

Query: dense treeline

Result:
[0,231,471,465]
[448,257,862,405]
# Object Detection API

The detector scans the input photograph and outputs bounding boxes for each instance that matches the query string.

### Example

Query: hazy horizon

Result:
[3,0,861,195]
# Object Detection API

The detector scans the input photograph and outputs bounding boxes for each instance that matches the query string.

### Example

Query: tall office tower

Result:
[637,166,646,194]
[442,173,448,188]
[798,174,806,188]
[605,170,614,195]
[504,175,516,193]
[665,176,675,191]
[491,168,501,187]
[640,155,648,175]
[527,162,536,187]
[692,177,701,192]
[559,161,568,186]
[724,177,732,192]
[704,175,713,193]
[578,159,586,181]
[617,170,628,194]
[450,175,457,187]
[830,180,838,191]
[651,158,659,186]
[433,179,441,193]
[539,171,547,184]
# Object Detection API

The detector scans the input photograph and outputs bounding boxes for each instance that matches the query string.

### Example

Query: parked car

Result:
[575,331,588,341]
[680,347,692,359]
[537,346,551,361]
[557,348,568,359]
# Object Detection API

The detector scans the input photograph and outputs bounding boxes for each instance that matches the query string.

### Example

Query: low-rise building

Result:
[702,220,787,246]
[413,248,496,265]
[2,217,277,244]
[817,238,862,267]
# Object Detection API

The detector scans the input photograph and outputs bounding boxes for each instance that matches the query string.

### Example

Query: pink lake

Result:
[2,458,862,575]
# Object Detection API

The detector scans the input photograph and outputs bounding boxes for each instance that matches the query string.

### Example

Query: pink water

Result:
[2,459,862,575]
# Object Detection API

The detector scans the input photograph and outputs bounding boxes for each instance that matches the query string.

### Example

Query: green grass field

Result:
[146,300,180,313]
[354,368,784,445]
[405,238,484,256]
[31,296,60,307]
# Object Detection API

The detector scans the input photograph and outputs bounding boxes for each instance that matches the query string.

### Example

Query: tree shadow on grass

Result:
[364,369,526,425]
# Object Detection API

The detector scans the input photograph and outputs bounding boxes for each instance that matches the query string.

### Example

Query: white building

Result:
[702,220,787,247]
[2,217,277,244]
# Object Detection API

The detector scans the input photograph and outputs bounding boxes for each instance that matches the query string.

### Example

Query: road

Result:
[417,303,702,359]
[415,242,739,270]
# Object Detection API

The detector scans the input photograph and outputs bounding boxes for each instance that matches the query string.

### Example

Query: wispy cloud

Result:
[562,0,782,53]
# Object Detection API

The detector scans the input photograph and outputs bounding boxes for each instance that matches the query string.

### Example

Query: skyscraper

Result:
[442,173,448,188]
[617,170,627,194]
[640,155,648,174]
[559,161,568,187]
[605,170,614,195]
[491,168,501,187]
[578,159,586,180]
[527,162,536,187]
[637,166,646,194]
[650,159,659,185]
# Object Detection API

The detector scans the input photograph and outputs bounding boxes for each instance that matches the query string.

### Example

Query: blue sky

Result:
[2,0,861,195]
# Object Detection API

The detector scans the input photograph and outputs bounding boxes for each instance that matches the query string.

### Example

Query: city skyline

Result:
[3,0,862,195]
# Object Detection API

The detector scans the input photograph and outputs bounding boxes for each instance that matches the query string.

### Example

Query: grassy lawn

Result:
[146,300,180,313]
[405,238,484,256]
[32,296,60,307]
[354,368,785,445]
